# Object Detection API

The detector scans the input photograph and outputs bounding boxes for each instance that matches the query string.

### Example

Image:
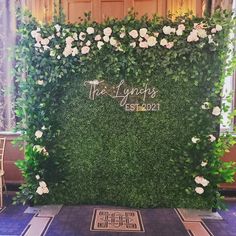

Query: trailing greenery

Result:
[14,9,236,209]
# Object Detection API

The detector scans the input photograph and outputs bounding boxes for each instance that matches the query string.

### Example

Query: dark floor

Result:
[0,195,236,236]
[203,200,236,236]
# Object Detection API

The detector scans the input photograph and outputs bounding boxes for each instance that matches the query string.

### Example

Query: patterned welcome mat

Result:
[90,208,145,232]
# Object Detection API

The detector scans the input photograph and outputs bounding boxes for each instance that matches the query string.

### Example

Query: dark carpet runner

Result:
[45,206,189,236]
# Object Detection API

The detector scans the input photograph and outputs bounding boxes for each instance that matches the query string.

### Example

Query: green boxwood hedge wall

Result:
[14,10,236,209]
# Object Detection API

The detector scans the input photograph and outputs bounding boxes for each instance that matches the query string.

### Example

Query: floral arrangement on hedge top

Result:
[14,9,236,209]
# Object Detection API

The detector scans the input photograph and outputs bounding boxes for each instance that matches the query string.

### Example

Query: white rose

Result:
[129,30,139,39]
[72,47,79,56]
[57,55,61,60]
[39,181,47,188]
[103,27,112,36]
[66,36,74,45]
[195,187,204,194]
[35,130,43,139]
[192,136,200,143]
[37,80,44,85]
[86,27,94,34]
[178,24,185,31]
[201,161,208,167]
[211,28,217,34]
[41,38,50,46]
[54,24,61,32]
[160,38,168,46]
[176,29,183,36]
[94,34,101,41]
[139,28,148,37]
[130,42,136,48]
[119,32,126,38]
[81,46,90,54]
[56,32,61,37]
[209,134,216,142]
[187,35,193,42]
[188,30,199,42]
[35,33,42,42]
[163,26,172,35]
[110,37,117,46]
[147,36,157,47]
[31,30,38,38]
[166,42,174,49]
[55,45,60,49]
[215,24,222,31]
[212,106,221,116]
[35,175,40,180]
[79,32,86,41]
[103,35,110,42]
[63,46,72,57]
[36,186,43,195]
[194,176,203,184]
[86,40,91,46]
[201,178,209,187]
[42,186,49,194]
[187,33,199,42]
[139,41,148,48]
[197,29,207,38]
[201,102,210,110]
[97,41,104,50]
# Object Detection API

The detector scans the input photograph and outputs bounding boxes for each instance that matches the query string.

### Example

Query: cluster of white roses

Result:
[31,27,54,52]
[191,102,221,194]
[194,176,210,194]
[34,126,49,156]
[191,104,221,143]
[187,23,222,44]
[35,175,49,195]
[30,22,223,57]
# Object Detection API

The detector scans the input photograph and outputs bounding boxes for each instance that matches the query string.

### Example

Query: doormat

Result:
[90,208,145,232]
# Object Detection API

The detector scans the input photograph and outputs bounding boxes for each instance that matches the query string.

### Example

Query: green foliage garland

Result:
[14,9,236,209]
